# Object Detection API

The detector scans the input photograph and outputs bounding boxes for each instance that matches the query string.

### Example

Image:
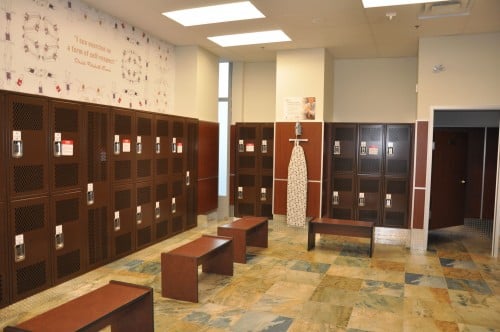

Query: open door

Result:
[430,129,468,229]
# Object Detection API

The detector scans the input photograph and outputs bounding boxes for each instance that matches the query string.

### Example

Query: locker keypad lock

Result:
[387,142,394,156]
[358,193,365,207]
[12,140,23,158]
[15,243,26,262]
[385,194,392,208]
[360,142,367,156]
[55,232,64,249]
[332,191,339,205]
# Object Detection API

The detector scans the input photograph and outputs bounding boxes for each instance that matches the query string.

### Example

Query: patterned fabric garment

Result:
[286,142,307,227]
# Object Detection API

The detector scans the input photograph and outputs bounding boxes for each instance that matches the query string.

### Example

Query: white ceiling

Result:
[81,0,500,62]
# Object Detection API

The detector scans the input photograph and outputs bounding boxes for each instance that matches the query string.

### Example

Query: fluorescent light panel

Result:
[162,1,264,26]
[208,30,291,47]
[362,0,445,8]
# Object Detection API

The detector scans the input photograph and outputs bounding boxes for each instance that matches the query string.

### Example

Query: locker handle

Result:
[385,194,392,208]
[136,141,142,154]
[55,232,64,249]
[260,188,266,201]
[237,187,243,199]
[155,206,161,219]
[332,191,339,205]
[186,171,190,186]
[136,211,142,224]
[54,141,62,157]
[15,243,26,262]
[358,193,365,207]
[113,141,121,155]
[171,198,176,214]
[155,142,161,154]
[114,217,121,231]
[87,190,95,205]
[12,140,23,158]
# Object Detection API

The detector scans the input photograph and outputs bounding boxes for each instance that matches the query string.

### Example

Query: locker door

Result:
[0,203,10,308]
[136,113,154,183]
[170,117,186,233]
[154,114,169,182]
[111,109,136,185]
[111,184,136,259]
[51,192,86,285]
[170,177,186,235]
[258,124,274,218]
[49,101,83,193]
[0,92,5,204]
[357,176,381,224]
[358,124,384,175]
[136,181,154,249]
[85,105,111,269]
[154,180,170,241]
[236,174,256,216]
[7,94,49,199]
[331,174,355,220]
[332,124,357,173]
[235,124,257,217]
[9,197,51,302]
[185,119,198,229]
[383,177,409,228]
[385,124,412,176]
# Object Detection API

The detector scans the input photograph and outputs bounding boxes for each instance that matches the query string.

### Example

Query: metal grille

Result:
[385,211,406,226]
[156,120,168,136]
[238,203,254,216]
[262,156,273,170]
[114,114,131,135]
[387,126,409,142]
[55,198,79,225]
[358,209,378,221]
[114,160,131,181]
[115,233,132,255]
[137,227,152,247]
[386,179,407,194]
[137,117,151,135]
[156,220,168,239]
[359,179,379,193]
[238,174,255,187]
[137,160,151,178]
[137,186,151,205]
[56,250,81,279]
[87,112,107,183]
[88,207,108,265]
[173,180,183,196]
[14,165,44,193]
[333,208,352,220]
[239,156,255,169]
[238,127,256,140]
[12,102,43,130]
[156,159,168,176]
[387,160,408,175]
[333,158,353,172]
[54,164,79,188]
[172,216,183,233]
[15,203,45,234]
[360,127,382,141]
[262,127,274,140]
[173,158,183,174]
[156,183,168,201]
[115,189,131,210]
[333,178,352,191]
[16,261,46,295]
[335,127,354,141]
[54,107,78,132]
[359,159,381,174]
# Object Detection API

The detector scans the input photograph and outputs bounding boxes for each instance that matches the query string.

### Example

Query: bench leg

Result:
[307,224,315,251]
[369,228,375,257]
[162,253,199,302]
[202,242,234,276]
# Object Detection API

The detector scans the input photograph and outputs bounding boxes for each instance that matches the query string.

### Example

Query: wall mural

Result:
[0,0,175,113]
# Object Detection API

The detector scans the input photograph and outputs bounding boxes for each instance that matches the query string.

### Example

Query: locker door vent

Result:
[137,227,152,247]
[156,159,168,175]
[156,183,168,200]
[238,174,255,187]
[137,186,151,205]
[333,178,352,191]
[54,164,79,188]
[173,158,183,174]
[387,127,410,142]
[137,160,151,178]
[261,204,272,218]
[172,216,183,233]
[54,107,78,132]
[173,122,184,137]
[335,127,354,141]
[386,180,407,194]
[87,112,107,183]
[56,249,80,279]
[238,203,254,216]
[137,117,151,136]
[359,179,380,193]
[360,127,382,141]
[262,175,273,188]
[56,198,79,224]
[262,156,273,170]
[358,210,378,221]
[333,208,352,220]
[16,261,46,295]
[12,102,43,130]
[359,159,381,174]
[385,211,406,227]
[115,189,131,210]
[238,127,256,140]
[387,160,408,175]
[88,207,108,264]
[14,165,44,193]
[239,156,255,169]
[114,160,131,181]
[333,158,353,173]
[173,180,183,196]
[156,120,168,136]
[115,114,131,134]
[262,127,274,140]
[15,204,45,234]
[156,220,168,239]
[115,233,132,255]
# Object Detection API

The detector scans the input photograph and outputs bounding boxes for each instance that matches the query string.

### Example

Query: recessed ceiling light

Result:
[162,1,265,26]
[362,0,444,8]
[208,30,291,47]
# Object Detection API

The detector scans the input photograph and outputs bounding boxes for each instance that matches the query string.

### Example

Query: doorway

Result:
[429,110,500,255]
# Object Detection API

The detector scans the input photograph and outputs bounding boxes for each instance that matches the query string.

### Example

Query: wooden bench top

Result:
[311,218,375,228]
[218,217,268,230]
[166,235,232,258]
[9,281,152,332]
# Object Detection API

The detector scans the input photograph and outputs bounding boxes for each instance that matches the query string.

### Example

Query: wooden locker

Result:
[358,124,384,175]
[331,174,355,220]
[154,179,171,241]
[111,184,136,259]
[50,191,86,285]
[49,100,83,193]
[332,123,357,174]
[356,175,381,224]
[0,202,10,308]
[85,105,111,269]
[259,124,274,218]
[385,124,412,176]
[7,94,49,199]
[170,177,186,235]
[135,181,154,249]
[111,108,136,185]
[136,113,154,183]
[170,117,187,233]
[185,118,198,229]
[153,114,169,182]
[9,197,51,302]
[383,177,409,227]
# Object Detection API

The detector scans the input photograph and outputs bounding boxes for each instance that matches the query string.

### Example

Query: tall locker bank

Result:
[153,114,171,241]
[185,119,198,229]
[6,94,51,302]
[0,92,10,308]
[170,116,187,235]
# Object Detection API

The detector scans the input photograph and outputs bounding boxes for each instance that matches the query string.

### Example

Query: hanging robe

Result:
[286,142,307,227]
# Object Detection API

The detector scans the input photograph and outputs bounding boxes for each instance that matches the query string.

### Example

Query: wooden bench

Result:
[217,216,268,263]
[308,218,375,257]
[161,234,233,303]
[4,280,153,332]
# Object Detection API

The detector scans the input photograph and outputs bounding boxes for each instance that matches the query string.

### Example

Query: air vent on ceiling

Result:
[419,0,473,19]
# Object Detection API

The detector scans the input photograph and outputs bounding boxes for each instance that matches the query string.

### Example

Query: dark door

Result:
[430,130,468,229]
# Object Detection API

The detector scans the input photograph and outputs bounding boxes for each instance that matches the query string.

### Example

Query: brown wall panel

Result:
[273,180,287,215]
[197,178,218,214]
[415,121,428,188]
[229,125,235,205]
[198,121,218,179]
[412,188,425,229]
[275,122,323,180]
[306,182,321,218]
[483,128,499,219]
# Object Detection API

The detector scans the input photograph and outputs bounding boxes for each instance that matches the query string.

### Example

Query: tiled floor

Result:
[1,219,499,331]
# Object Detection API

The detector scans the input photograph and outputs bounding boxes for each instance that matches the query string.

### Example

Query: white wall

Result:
[242,62,276,122]
[417,32,500,120]
[333,57,417,123]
